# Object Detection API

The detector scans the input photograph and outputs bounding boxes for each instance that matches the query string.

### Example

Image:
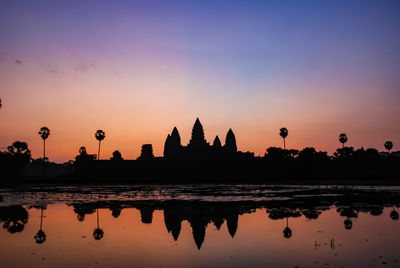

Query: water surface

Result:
[0,184,399,267]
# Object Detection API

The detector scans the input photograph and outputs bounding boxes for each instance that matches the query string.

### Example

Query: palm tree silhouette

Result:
[38,127,50,160]
[279,128,288,150]
[95,130,105,160]
[93,209,104,240]
[283,217,292,238]
[390,206,399,220]
[384,141,393,153]
[339,133,348,148]
[34,208,46,244]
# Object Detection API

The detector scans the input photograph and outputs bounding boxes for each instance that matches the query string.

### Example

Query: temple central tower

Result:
[188,118,208,149]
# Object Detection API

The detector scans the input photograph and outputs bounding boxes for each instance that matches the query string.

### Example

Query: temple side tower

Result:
[224,128,237,153]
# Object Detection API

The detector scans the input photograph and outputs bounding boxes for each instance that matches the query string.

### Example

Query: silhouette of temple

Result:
[11,116,394,182]
[138,144,154,161]
[164,118,238,162]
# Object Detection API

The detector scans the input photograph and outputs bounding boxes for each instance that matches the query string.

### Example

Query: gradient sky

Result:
[1,0,399,162]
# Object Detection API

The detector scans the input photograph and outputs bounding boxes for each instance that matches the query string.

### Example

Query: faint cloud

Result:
[42,64,59,74]
[73,62,96,72]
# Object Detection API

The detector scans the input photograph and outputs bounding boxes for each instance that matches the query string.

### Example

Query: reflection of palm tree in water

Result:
[73,205,96,222]
[390,206,399,220]
[93,209,104,240]
[77,213,85,222]
[1,205,28,233]
[344,217,353,230]
[34,208,46,244]
[337,207,357,230]
[111,207,122,218]
[283,217,292,239]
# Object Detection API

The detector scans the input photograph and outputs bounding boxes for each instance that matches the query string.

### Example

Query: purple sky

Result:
[1,0,399,161]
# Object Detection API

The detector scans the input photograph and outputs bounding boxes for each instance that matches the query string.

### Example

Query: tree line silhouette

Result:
[0,118,399,182]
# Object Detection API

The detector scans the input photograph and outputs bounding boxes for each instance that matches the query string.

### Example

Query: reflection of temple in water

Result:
[1,188,399,250]
[70,202,251,249]
[163,203,243,249]
[64,193,399,249]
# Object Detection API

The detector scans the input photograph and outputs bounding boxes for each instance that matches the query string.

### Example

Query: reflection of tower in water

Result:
[139,207,154,224]
[191,219,207,250]
[164,208,182,241]
[163,205,240,249]
[226,212,238,238]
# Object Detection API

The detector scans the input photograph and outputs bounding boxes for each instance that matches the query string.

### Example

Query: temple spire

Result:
[164,126,182,159]
[188,118,207,148]
[225,128,237,153]
[163,134,171,157]
[171,127,181,146]
[213,136,221,148]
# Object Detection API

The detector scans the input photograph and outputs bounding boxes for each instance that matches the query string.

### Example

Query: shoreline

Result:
[1,178,400,187]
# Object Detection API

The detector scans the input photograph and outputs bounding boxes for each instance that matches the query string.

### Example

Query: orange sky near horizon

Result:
[1,62,399,162]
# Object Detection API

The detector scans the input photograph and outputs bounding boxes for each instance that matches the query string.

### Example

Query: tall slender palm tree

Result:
[384,141,393,153]
[279,128,288,150]
[339,133,347,148]
[38,127,50,160]
[95,130,105,160]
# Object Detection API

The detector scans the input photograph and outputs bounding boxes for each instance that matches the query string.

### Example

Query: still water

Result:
[0,184,399,268]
